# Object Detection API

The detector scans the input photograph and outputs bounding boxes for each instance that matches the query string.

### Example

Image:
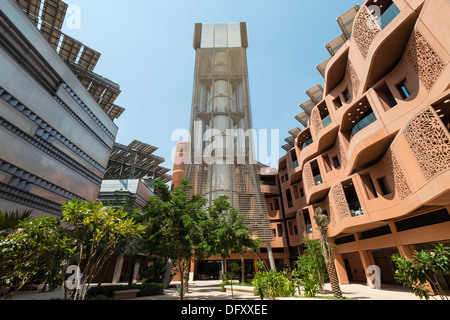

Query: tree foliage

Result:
[392,243,450,300]
[141,179,208,300]
[292,239,327,297]
[62,200,146,300]
[0,216,74,300]
[0,209,33,237]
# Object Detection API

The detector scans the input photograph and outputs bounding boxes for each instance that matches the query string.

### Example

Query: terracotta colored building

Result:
[275,0,450,288]
[173,0,450,289]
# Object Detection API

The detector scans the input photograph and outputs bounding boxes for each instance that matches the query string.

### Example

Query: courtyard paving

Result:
[7,280,429,301]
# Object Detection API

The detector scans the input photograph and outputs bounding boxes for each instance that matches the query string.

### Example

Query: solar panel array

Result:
[106,140,172,183]
[283,4,361,152]
[15,0,125,120]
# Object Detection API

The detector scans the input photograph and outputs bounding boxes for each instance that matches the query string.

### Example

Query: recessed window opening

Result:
[332,156,341,169]
[311,161,323,186]
[397,79,411,99]
[361,173,378,199]
[343,180,364,217]
[351,108,377,137]
[333,96,343,109]
[343,88,351,102]
[303,209,312,234]
[385,88,397,108]
[377,176,391,196]
[291,150,299,169]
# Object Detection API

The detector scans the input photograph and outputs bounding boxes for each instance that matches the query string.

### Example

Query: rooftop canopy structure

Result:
[105,140,172,183]
[284,4,361,151]
[15,0,125,120]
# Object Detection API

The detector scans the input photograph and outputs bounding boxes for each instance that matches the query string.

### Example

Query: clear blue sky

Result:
[62,0,359,172]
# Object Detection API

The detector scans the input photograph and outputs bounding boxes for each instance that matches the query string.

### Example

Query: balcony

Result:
[348,200,364,217]
[351,110,377,137]
[322,114,332,128]
[376,2,401,30]
[353,1,421,90]
[302,137,313,149]
[313,174,323,186]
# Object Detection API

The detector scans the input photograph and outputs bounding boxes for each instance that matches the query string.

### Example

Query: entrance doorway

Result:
[197,260,221,280]
[371,248,398,285]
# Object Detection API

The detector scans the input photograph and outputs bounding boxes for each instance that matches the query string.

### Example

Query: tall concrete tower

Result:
[178,23,275,270]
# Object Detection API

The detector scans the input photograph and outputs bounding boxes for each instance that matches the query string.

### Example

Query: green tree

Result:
[314,207,343,299]
[199,195,260,282]
[62,200,146,300]
[0,216,74,300]
[392,243,450,300]
[0,209,32,237]
[293,239,327,297]
[141,179,208,300]
[224,262,241,299]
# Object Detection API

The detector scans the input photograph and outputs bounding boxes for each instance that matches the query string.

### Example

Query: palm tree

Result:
[0,209,33,236]
[314,207,343,299]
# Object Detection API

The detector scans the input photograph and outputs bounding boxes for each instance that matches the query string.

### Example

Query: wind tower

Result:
[180,23,276,270]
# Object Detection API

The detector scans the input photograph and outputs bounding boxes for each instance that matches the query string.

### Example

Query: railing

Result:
[302,137,313,149]
[348,200,364,217]
[378,3,400,30]
[313,174,323,186]
[351,111,377,137]
[322,114,332,128]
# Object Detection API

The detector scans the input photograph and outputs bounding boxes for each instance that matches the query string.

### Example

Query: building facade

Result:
[172,1,450,289]
[274,0,450,289]
[0,0,123,217]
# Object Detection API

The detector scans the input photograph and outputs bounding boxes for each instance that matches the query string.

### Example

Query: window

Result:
[361,173,378,199]
[311,161,323,186]
[286,190,293,208]
[293,186,300,200]
[377,177,391,196]
[385,88,398,108]
[274,199,280,210]
[322,155,332,173]
[333,96,343,109]
[302,137,313,149]
[322,114,332,128]
[288,221,294,236]
[293,225,298,235]
[303,209,312,234]
[299,188,304,198]
[343,89,351,102]
[269,203,274,211]
[277,224,283,238]
[291,151,299,169]
[397,80,411,99]
[378,2,400,30]
[332,156,341,169]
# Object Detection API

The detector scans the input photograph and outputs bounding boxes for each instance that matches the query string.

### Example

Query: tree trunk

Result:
[241,253,245,284]
[220,257,226,281]
[326,262,342,299]
[182,259,189,296]
[178,259,185,301]
[164,259,174,289]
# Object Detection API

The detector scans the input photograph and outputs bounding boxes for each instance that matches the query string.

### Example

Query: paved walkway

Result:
[132,281,425,301]
[6,280,432,301]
